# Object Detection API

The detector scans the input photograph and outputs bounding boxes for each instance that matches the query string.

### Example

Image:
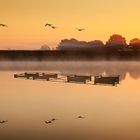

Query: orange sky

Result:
[0,0,140,49]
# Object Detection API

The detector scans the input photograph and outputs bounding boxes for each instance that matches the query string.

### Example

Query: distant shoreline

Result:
[0,50,140,61]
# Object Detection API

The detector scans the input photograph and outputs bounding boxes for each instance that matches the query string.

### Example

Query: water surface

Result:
[0,61,140,140]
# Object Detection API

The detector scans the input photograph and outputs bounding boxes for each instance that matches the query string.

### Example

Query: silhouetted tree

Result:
[57,39,104,50]
[129,38,140,49]
[106,34,127,50]
[57,38,87,50]
[40,44,50,50]
[88,40,104,48]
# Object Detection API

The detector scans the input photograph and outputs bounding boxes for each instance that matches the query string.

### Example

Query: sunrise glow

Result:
[0,0,140,49]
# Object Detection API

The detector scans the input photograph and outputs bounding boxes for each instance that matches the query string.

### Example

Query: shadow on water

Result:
[0,61,140,81]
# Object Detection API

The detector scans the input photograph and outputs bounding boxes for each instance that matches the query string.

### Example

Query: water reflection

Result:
[1,62,140,140]
[0,61,140,81]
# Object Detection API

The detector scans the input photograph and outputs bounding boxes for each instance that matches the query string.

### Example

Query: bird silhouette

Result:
[77,116,85,119]
[51,118,57,121]
[0,120,8,124]
[51,26,57,29]
[76,28,85,31]
[45,23,52,27]
[0,24,8,27]
[44,120,52,124]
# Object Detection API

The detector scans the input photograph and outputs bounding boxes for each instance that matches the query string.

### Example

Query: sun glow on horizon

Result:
[0,0,140,49]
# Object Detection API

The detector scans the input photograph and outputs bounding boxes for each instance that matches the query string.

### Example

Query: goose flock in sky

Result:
[45,23,85,31]
[0,22,85,31]
[0,116,85,126]
[44,116,85,125]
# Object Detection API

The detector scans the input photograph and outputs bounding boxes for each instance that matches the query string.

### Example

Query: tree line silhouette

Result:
[57,34,140,51]
[1,34,140,61]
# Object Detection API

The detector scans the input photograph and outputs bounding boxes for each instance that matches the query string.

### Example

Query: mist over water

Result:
[0,61,140,80]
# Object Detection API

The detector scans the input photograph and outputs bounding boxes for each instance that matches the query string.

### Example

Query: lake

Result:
[0,61,140,140]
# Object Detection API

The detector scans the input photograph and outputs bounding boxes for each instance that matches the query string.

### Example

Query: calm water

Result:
[0,61,140,140]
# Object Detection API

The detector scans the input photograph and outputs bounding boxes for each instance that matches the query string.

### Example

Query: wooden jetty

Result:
[14,72,39,79]
[14,72,120,86]
[25,72,39,79]
[94,75,119,86]
[67,75,92,84]
[33,73,58,80]
[14,73,27,78]
[14,72,58,80]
